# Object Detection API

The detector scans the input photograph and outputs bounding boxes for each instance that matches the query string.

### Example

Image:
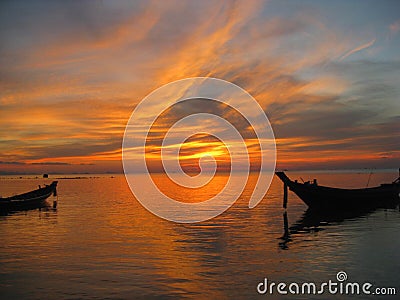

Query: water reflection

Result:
[1,173,400,299]
[0,201,57,217]
[280,203,400,250]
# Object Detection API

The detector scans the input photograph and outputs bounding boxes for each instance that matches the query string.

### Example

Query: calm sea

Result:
[1,171,399,299]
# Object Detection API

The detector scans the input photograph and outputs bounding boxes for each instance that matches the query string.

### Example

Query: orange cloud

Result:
[1,1,398,174]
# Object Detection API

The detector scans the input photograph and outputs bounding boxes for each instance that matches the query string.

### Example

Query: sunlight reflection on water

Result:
[0,171,399,299]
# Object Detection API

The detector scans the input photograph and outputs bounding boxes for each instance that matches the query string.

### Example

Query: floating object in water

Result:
[0,181,58,212]
[275,171,400,210]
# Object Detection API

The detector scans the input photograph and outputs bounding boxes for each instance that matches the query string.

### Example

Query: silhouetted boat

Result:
[0,181,58,212]
[275,171,400,210]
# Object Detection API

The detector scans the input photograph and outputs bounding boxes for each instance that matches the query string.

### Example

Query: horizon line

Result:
[1,167,399,176]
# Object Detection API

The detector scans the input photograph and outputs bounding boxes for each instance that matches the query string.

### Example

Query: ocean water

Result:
[0,171,399,299]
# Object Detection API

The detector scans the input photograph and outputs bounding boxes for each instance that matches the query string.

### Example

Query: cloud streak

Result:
[339,38,376,61]
[0,0,399,173]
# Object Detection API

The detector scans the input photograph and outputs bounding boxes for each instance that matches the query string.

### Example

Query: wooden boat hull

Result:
[0,181,58,212]
[275,172,400,210]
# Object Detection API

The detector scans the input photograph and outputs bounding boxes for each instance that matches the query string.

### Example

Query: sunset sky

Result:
[0,0,399,174]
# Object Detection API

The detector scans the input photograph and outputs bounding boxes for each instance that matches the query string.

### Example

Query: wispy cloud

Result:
[0,0,399,172]
[339,38,376,61]
[389,20,400,36]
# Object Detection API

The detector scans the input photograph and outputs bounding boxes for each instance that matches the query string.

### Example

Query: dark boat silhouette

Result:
[0,181,58,212]
[275,171,400,210]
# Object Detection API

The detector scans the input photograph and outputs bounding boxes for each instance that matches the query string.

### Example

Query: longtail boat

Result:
[0,181,58,212]
[275,172,400,210]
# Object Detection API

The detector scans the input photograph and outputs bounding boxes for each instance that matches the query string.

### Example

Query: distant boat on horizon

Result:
[275,171,400,210]
[0,181,58,212]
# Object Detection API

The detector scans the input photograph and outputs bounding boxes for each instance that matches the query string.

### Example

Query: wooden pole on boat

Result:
[283,182,288,209]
